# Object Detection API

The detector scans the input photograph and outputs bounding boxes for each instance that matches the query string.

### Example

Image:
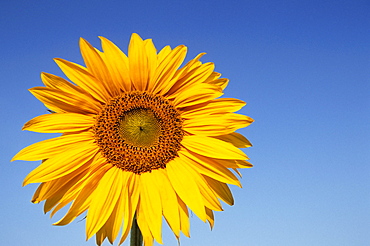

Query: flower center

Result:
[93,91,183,174]
[118,108,161,148]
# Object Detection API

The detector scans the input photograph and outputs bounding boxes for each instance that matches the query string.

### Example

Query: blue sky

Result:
[1,0,369,245]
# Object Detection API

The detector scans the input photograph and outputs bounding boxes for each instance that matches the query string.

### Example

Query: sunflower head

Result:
[93,91,184,174]
[13,33,253,246]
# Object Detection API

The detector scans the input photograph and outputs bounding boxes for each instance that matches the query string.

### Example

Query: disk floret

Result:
[94,91,183,174]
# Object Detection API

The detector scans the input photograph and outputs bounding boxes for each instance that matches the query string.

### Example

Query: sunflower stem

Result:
[130,215,143,246]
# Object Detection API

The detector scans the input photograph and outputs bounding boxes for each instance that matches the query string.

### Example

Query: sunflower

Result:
[13,33,253,246]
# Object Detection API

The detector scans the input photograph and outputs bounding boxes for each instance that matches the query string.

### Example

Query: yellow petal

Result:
[214,132,252,148]
[225,113,254,131]
[99,36,131,92]
[49,153,108,217]
[180,150,241,187]
[181,98,246,118]
[208,78,229,90]
[157,45,172,63]
[151,45,187,95]
[40,72,103,112]
[29,87,100,114]
[41,169,89,212]
[80,38,115,98]
[206,158,253,169]
[23,141,98,185]
[54,164,111,226]
[164,52,205,97]
[182,53,207,73]
[182,156,223,211]
[86,167,124,239]
[54,58,109,103]
[143,236,154,246]
[101,171,131,244]
[95,227,106,246]
[167,61,214,98]
[204,71,221,83]
[203,176,234,206]
[183,115,233,136]
[181,135,247,160]
[177,196,190,237]
[143,39,158,92]
[44,188,71,214]
[184,113,252,136]
[47,192,76,217]
[235,160,253,168]
[167,157,207,222]
[233,168,242,178]
[31,183,44,204]
[205,207,215,229]
[119,174,140,244]
[33,180,54,204]
[128,33,148,91]
[41,72,85,94]
[12,131,94,161]
[22,113,94,133]
[49,184,83,217]
[172,83,223,108]
[139,171,163,244]
[136,209,154,246]
[156,169,181,238]
[168,53,206,92]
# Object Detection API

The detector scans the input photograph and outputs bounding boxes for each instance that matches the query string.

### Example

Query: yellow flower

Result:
[13,33,253,246]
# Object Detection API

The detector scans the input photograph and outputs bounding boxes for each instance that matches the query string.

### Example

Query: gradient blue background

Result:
[1,1,369,245]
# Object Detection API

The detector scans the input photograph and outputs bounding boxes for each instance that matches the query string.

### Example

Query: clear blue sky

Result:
[1,1,369,245]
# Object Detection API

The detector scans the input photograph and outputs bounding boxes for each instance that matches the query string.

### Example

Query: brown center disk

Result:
[93,91,183,174]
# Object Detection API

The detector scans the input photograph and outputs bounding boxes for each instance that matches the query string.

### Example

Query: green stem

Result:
[130,215,143,246]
